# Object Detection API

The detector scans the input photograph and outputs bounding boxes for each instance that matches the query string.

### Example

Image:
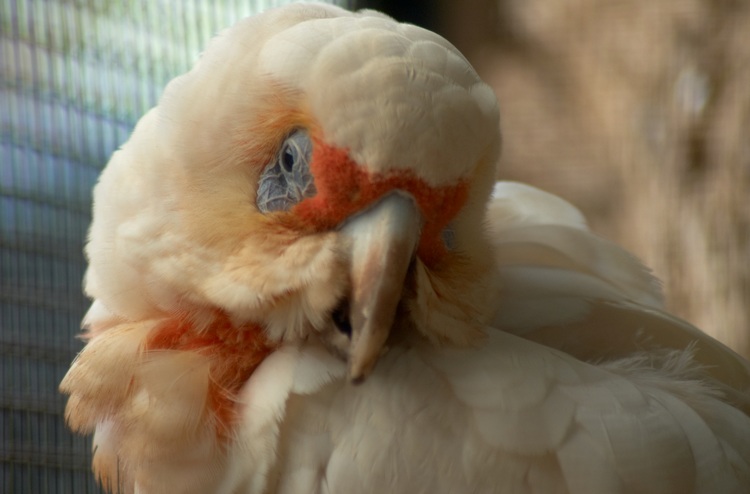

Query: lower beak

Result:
[339,192,422,383]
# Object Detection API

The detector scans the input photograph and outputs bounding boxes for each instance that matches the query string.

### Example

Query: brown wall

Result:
[440,0,750,357]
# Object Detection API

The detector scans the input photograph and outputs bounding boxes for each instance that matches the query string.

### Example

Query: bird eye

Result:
[257,130,316,213]
[442,226,456,251]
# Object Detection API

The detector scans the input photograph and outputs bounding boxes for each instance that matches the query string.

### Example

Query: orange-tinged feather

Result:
[145,312,276,439]
[293,134,468,266]
[61,311,277,492]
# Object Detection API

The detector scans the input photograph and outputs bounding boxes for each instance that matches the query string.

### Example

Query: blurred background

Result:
[2,0,748,491]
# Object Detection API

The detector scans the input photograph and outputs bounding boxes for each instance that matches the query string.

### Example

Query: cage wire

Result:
[0,0,355,491]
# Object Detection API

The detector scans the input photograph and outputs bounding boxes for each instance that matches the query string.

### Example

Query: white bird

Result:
[61,4,750,493]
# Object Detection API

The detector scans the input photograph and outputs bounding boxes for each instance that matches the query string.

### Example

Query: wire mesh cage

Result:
[1,1,353,491]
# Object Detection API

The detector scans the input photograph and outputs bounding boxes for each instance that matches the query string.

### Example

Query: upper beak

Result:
[339,192,422,383]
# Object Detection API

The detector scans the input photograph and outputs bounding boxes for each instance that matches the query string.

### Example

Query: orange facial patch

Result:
[293,135,469,266]
[146,312,276,439]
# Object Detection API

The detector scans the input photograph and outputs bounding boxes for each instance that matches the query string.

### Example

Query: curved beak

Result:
[339,192,422,383]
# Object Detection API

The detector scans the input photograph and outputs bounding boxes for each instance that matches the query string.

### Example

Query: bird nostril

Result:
[331,299,352,338]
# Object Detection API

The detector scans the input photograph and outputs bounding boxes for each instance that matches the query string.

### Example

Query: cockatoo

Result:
[61,3,750,493]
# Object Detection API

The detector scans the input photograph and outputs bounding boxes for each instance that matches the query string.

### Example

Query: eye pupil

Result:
[282,146,296,172]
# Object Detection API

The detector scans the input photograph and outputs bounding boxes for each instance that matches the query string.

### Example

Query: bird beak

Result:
[339,192,422,383]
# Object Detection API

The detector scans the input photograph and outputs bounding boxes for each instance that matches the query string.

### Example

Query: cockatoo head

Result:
[85,4,500,381]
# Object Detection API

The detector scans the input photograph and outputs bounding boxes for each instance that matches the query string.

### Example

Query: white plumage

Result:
[61,4,750,493]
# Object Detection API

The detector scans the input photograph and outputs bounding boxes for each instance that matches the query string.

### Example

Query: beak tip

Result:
[349,373,367,385]
[347,358,373,385]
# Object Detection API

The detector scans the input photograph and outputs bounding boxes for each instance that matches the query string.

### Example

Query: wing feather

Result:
[488,182,663,308]
[487,182,750,405]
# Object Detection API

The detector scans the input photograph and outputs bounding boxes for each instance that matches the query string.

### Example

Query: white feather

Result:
[217,329,750,494]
